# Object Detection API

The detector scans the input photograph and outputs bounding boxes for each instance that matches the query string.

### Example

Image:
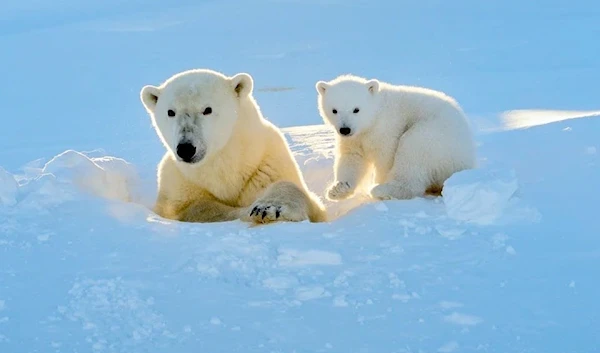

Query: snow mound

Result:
[0,167,18,206]
[442,168,520,225]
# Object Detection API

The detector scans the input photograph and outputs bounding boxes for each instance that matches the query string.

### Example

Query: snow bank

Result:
[2,125,539,227]
[442,168,519,225]
[500,109,600,130]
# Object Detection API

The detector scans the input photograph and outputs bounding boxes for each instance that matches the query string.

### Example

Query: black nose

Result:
[176,142,196,162]
[339,127,352,136]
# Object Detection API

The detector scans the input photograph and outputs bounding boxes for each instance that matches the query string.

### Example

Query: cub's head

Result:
[316,75,380,138]
[140,69,253,165]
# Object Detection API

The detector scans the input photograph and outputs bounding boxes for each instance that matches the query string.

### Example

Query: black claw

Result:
[275,208,281,218]
[343,181,350,187]
[262,209,267,220]
[250,206,258,216]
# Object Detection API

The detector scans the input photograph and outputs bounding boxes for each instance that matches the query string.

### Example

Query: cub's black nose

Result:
[176,143,196,162]
[339,127,352,136]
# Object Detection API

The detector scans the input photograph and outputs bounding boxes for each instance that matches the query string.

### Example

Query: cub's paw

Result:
[326,181,354,201]
[246,200,308,224]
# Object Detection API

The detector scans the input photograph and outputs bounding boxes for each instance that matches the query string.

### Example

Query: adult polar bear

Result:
[140,68,327,224]
[316,74,476,201]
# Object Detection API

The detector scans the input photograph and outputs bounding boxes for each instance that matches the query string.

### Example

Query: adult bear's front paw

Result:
[246,199,308,224]
[369,182,416,200]
[326,181,354,201]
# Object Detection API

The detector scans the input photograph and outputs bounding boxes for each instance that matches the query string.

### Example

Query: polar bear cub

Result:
[316,74,476,201]
[140,68,327,224]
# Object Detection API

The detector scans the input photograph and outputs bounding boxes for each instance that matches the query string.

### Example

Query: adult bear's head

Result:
[140,69,254,165]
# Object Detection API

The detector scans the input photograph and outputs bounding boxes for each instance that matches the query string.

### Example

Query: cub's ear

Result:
[366,79,380,94]
[231,73,253,97]
[316,81,329,95]
[140,85,161,113]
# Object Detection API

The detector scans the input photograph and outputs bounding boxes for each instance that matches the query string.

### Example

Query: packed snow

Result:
[1,1,600,352]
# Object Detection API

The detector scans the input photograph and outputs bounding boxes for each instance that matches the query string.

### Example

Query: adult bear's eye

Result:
[332,109,338,114]
[203,107,212,115]
[167,109,176,117]
[353,108,360,114]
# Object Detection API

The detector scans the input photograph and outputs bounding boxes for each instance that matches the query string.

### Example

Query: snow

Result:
[443,312,484,326]
[2,0,600,352]
[437,341,460,353]
[277,248,343,267]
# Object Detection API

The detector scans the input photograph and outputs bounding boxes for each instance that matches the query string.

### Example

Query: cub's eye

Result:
[203,107,212,115]
[332,109,338,114]
[353,108,360,114]
[167,109,176,117]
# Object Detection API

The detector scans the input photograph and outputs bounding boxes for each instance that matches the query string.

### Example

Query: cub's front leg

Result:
[326,151,369,201]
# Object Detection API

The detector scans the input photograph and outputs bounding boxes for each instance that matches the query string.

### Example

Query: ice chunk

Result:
[0,167,18,206]
[442,168,519,225]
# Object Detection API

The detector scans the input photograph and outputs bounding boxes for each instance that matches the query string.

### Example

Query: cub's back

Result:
[380,83,466,125]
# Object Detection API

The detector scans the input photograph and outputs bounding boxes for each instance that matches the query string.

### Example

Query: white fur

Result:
[141,69,326,224]
[316,74,477,201]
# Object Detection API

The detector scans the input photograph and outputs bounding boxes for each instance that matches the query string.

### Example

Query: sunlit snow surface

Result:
[2,117,599,352]
[1,0,600,352]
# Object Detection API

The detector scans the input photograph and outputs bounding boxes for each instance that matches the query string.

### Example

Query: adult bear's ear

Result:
[366,79,380,94]
[231,73,253,97]
[141,85,161,113]
[316,81,329,95]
